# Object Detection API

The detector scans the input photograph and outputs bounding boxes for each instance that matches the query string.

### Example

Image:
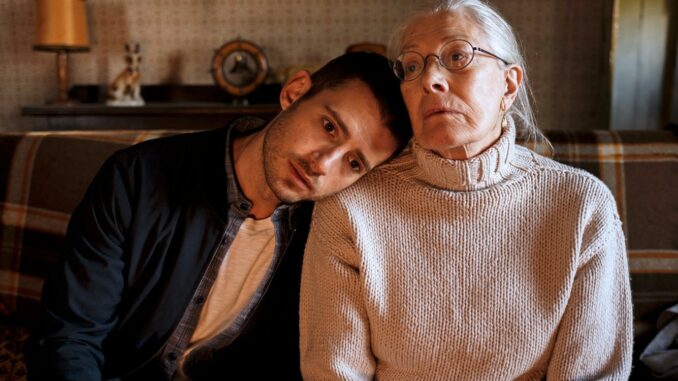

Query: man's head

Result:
[263,52,411,203]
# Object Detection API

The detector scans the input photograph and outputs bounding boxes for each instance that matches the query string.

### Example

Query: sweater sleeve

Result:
[300,197,376,381]
[546,188,633,380]
[28,152,134,381]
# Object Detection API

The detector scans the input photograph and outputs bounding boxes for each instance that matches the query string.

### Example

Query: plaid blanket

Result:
[0,129,676,329]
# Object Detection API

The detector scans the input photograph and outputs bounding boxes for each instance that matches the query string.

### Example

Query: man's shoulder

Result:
[120,127,227,158]
[103,127,229,178]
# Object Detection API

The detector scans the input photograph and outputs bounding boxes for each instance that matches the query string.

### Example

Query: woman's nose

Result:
[421,56,449,93]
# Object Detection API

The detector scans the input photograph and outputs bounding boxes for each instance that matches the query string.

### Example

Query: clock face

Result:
[222,50,259,87]
[212,40,268,97]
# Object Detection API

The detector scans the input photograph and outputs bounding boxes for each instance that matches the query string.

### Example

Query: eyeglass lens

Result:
[394,40,474,81]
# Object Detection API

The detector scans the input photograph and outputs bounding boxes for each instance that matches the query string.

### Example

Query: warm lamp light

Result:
[34,0,90,104]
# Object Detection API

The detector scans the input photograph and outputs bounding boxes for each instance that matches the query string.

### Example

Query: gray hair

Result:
[389,0,547,144]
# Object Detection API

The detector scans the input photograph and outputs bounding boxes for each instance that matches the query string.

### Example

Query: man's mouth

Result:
[289,161,313,191]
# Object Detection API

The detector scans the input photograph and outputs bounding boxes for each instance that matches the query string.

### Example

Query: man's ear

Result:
[280,70,312,110]
[503,64,523,108]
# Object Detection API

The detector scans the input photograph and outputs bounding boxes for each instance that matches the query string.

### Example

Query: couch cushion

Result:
[0,130,183,324]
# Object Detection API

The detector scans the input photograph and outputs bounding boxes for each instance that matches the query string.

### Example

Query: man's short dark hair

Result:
[300,52,412,151]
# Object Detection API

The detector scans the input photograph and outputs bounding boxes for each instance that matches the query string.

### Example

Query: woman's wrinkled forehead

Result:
[399,11,487,53]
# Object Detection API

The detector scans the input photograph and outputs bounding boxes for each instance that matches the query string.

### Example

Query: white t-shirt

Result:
[189,216,276,345]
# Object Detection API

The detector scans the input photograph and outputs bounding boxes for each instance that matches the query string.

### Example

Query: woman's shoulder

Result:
[354,146,418,186]
[515,145,616,205]
[321,147,417,208]
[516,145,601,181]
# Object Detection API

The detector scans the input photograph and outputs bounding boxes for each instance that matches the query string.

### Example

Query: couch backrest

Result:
[0,128,676,328]
[0,130,183,324]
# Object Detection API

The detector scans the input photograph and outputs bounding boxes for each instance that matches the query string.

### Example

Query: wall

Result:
[496,0,615,130]
[666,1,678,125]
[1,0,615,132]
[611,0,672,130]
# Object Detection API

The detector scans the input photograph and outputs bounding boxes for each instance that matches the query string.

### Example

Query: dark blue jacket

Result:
[27,125,312,380]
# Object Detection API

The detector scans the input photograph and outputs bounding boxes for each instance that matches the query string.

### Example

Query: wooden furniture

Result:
[21,84,282,130]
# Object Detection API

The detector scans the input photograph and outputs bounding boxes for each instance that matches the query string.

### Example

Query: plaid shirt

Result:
[157,117,301,378]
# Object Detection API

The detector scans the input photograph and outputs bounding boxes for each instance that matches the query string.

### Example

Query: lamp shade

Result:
[34,0,90,52]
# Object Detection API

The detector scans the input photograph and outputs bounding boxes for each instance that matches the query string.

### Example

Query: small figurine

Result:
[107,43,144,106]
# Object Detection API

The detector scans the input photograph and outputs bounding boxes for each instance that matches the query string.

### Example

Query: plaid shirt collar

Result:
[223,117,300,224]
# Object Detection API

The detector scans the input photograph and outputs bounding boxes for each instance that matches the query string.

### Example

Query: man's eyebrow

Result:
[325,104,373,171]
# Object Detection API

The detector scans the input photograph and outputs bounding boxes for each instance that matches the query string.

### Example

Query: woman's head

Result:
[389,0,542,159]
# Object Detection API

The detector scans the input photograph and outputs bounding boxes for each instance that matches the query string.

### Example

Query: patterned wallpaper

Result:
[498,0,615,131]
[0,0,613,132]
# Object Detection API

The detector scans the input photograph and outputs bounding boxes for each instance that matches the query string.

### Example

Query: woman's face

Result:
[399,12,521,159]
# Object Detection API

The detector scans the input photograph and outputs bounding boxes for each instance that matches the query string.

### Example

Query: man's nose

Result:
[308,148,344,176]
[421,55,450,93]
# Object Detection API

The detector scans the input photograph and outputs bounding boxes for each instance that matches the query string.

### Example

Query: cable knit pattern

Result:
[300,123,633,381]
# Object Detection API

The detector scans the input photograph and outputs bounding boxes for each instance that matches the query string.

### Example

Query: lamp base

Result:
[49,49,79,105]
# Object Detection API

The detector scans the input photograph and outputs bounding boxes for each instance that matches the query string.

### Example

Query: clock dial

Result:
[212,40,268,97]
[222,51,259,87]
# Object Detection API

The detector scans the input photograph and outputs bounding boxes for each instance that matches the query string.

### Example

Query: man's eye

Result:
[348,158,362,172]
[323,120,335,133]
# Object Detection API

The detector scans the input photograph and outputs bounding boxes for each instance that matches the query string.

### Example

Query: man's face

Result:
[263,79,398,203]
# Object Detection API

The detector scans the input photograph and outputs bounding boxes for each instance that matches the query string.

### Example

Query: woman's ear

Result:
[503,64,523,108]
[280,70,312,110]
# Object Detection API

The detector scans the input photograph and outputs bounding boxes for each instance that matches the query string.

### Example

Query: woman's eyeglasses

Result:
[393,39,511,81]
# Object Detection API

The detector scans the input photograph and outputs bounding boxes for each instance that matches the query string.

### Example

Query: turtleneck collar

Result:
[412,120,517,191]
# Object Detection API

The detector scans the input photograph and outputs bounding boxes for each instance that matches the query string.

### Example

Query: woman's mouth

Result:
[423,107,459,119]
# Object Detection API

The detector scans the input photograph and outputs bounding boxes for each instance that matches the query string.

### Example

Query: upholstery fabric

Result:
[0,131,181,325]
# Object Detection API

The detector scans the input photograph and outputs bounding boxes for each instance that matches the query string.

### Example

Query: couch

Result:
[0,128,676,380]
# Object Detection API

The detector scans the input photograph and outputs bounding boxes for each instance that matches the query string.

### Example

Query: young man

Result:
[27,52,411,380]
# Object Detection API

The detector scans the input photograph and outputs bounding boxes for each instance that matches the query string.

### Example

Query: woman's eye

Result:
[405,63,419,73]
[323,120,335,133]
[450,52,465,61]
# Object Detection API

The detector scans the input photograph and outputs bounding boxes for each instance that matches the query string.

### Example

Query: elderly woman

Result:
[299,0,633,379]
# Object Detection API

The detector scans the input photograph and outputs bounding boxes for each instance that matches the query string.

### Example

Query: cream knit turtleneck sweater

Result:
[300,124,633,381]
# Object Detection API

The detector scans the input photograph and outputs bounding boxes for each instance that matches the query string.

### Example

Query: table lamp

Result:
[34,0,90,104]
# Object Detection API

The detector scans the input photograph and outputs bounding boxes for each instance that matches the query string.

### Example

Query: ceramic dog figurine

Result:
[107,43,144,106]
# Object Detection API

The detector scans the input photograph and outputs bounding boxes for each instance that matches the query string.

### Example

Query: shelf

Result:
[21,85,282,130]
[22,103,281,116]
